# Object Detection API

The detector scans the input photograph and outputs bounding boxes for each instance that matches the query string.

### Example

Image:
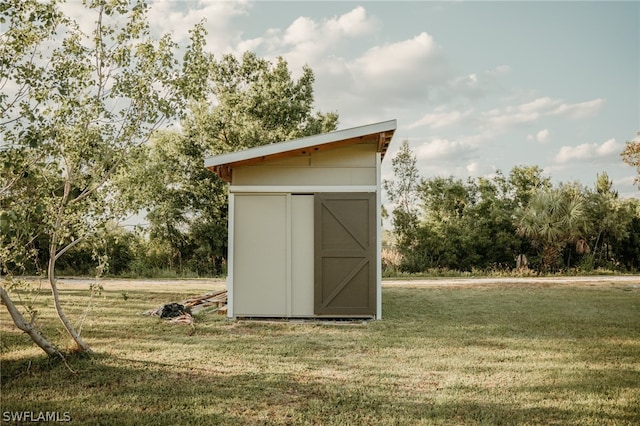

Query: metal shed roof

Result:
[205,119,397,181]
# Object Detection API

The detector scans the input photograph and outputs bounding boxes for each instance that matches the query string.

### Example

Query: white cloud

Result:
[485,109,540,128]
[536,129,550,143]
[483,97,606,134]
[466,161,480,174]
[409,108,474,130]
[108,2,617,178]
[250,6,378,62]
[554,138,621,163]
[519,97,562,114]
[58,3,100,36]
[414,137,476,161]
[333,32,450,120]
[551,98,606,119]
[595,138,622,156]
[285,6,377,46]
[330,6,376,37]
[352,32,449,87]
[283,16,318,45]
[236,37,264,53]
[527,128,550,143]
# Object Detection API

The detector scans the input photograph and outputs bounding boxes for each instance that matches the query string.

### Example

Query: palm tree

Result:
[515,186,587,272]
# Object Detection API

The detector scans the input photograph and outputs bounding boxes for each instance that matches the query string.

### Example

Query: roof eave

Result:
[204,119,397,181]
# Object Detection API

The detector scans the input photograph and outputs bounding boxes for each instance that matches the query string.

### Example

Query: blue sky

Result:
[136,1,639,197]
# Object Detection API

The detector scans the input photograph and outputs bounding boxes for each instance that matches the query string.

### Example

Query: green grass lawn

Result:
[1,279,639,425]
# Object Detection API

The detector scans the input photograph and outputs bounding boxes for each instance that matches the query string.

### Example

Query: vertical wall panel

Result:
[291,195,315,316]
[233,195,287,316]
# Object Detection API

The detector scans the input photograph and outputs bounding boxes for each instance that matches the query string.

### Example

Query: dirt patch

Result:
[53,277,226,292]
[38,275,640,290]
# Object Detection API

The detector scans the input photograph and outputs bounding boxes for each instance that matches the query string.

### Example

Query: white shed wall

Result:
[233,194,287,316]
[232,144,377,187]
[232,194,315,318]
[290,195,314,316]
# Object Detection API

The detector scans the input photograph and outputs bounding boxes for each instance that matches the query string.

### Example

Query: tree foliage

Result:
[515,185,587,272]
[383,139,420,256]
[1,0,208,355]
[207,52,338,152]
[408,173,524,272]
[383,142,640,274]
[621,131,640,188]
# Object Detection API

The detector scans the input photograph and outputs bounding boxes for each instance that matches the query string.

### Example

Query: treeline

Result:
[17,224,225,278]
[383,140,640,275]
[9,140,639,278]
[39,146,640,278]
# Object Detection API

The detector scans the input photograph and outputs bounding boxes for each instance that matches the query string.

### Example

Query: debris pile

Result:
[143,290,227,325]
[183,290,228,315]
[161,303,189,318]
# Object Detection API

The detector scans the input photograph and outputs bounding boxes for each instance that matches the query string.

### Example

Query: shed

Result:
[204,119,397,319]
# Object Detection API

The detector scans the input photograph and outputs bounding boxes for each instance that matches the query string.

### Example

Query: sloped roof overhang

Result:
[204,119,396,182]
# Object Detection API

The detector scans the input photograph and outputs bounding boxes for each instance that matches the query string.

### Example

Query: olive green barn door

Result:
[314,193,376,316]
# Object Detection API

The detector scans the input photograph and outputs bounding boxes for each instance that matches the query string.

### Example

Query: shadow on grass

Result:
[0,353,617,426]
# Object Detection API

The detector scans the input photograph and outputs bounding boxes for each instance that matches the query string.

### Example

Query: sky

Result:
[78,1,640,198]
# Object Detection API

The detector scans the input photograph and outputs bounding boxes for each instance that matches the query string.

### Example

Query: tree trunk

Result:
[593,230,603,266]
[47,176,94,354]
[542,243,562,273]
[47,256,94,354]
[0,284,64,359]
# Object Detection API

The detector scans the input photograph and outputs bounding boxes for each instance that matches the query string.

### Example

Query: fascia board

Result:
[204,119,397,169]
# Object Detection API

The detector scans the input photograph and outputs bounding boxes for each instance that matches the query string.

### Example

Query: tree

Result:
[383,139,420,266]
[120,128,228,275]
[621,131,640,188]
[463,174,522,270]
[1,0,208,355]
[384,139,419,217]
[1,0,65,358]
[515,185,588,272]
[584,172,632,268]
[614,199,640,270]
[508,165,552,207]
[419,176,475,223]
[125,52,338,274]
[412,173,522,272]
[207,52,338,153]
